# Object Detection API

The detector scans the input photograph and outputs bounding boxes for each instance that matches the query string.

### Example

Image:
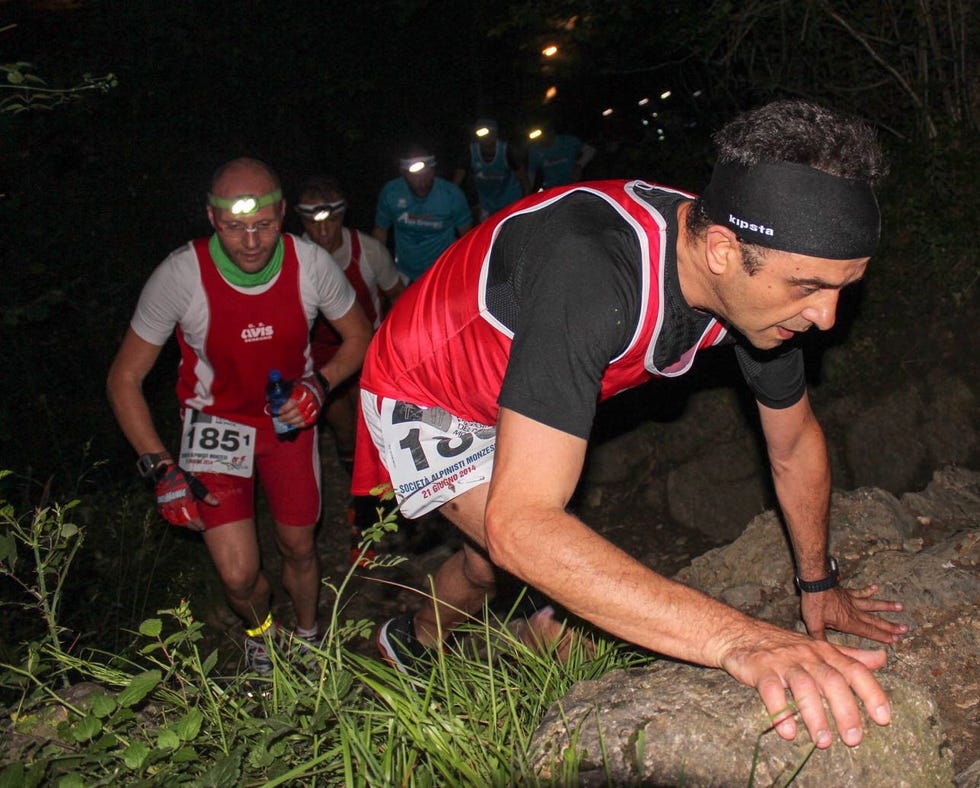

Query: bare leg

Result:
[412,484,497,648]
[414,485,587,661]
[203,519,271,629]
[273,523,320,631]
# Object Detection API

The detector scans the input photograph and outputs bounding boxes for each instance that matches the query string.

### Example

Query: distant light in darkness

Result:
[660,90,672,100]
[637,97,650,106]
[601,108,614,117]
[542,45,558,57]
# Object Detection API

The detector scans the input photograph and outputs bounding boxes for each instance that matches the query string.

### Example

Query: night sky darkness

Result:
[5,2,604,227]
[0,1,714,479]
[4,2,710,229]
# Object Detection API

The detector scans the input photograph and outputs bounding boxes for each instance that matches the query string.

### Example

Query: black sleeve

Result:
[734,342,807,409]
[495,197,640,438]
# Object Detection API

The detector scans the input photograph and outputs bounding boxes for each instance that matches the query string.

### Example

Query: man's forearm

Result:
[108,387,168,458]
[770,416,832,579]
[318,334,371,391]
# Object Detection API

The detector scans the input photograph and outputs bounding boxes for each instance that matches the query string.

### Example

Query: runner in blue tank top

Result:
[453,118,530,221]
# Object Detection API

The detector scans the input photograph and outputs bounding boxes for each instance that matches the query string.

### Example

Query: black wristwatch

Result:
[313,369,330,396]
[137,452,173,481]
[795,556,840,593]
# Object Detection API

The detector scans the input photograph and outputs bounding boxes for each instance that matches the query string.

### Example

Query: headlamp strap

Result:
[399,155,436,172]
[295,199,347,221]
[207,188,283,216]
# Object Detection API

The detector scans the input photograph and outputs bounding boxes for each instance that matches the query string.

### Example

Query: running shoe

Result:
[292,627,321,648]
[376,613,429,674]
[244,635,273,675]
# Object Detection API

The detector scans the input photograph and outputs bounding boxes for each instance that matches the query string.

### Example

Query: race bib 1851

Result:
[178,410,256,478]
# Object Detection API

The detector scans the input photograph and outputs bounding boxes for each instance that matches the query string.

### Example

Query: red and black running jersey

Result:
[360,180,742,438]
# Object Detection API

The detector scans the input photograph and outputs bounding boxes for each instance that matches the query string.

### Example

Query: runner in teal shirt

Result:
[372,148,473,282]
[527,130,596,190]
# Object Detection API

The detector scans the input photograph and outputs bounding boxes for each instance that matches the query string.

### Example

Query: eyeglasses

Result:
[295,199,347,222]
[215,219,281,239]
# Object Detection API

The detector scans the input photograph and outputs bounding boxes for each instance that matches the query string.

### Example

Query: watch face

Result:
[137,453,164,478]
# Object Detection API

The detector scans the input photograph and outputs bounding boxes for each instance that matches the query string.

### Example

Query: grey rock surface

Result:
[529,666,951,787]
[666,434,770,543]
[530,467,980,785]
[581,373,979,541]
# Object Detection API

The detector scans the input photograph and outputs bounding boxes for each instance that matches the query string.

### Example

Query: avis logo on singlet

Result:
[241,323,274,343]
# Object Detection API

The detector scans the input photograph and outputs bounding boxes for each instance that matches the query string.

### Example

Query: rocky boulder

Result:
[529,466,980,786]
[581,372,979,544]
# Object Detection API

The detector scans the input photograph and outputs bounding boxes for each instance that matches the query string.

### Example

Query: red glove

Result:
[286,373,327,428]
[155,465,212,528]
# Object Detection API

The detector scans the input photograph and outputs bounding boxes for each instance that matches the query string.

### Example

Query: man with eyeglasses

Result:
[107,158,373,674]
[371,145,473,283]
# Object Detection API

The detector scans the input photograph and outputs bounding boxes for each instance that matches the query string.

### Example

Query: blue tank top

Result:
[469,140,522,216]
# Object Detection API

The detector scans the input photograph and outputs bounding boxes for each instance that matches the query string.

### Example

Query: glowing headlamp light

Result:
[473,119,497,139]
[399,156,436,173]
[207,188,283,216]
[295,199,347,222]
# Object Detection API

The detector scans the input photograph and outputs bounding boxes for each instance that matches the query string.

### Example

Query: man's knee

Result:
[275,526,318,563]
[460,546,497,591]
[218,564,263,598]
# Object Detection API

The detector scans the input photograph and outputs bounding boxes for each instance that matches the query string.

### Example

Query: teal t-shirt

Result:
[528,134,584,189]
[470,140,522,216]
[374,176,471,281]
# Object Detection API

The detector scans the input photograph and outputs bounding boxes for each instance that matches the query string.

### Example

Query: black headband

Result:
[701,160,880,259]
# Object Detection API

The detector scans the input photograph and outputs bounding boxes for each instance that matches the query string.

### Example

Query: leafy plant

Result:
[0,476,660,785]
[1,61,116,116]
[0,469,85,693]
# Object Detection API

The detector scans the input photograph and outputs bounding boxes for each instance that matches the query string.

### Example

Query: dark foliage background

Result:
[0,0,976,522]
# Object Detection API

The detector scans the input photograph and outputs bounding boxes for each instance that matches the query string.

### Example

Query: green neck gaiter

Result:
[209,234,284,287]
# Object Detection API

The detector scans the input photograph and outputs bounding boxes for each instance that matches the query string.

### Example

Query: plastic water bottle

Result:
[266,370,296,436]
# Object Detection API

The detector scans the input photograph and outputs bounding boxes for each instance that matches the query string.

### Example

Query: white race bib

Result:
[178,410,256,478]
[376,398,496,518]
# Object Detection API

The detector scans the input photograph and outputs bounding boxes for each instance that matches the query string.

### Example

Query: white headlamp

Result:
[399,156,436,173]
[295,199,347,222]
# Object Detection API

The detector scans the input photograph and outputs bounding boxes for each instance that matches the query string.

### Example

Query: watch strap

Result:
[313,369,330,396]
[137,452,173,480]
[795,556,840,593]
